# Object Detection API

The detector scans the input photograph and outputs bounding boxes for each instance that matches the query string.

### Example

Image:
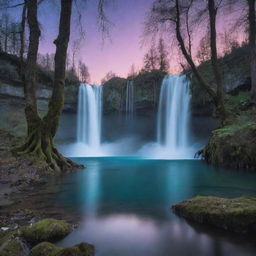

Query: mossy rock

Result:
[201,117,256,170]
[30,242,95,256]
[29,242,60,256]
[21,218,71,245]
[172,196,256,233]
[0,236,29,256]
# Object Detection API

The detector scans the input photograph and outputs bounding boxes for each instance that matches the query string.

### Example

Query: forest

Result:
[0,0,256,256]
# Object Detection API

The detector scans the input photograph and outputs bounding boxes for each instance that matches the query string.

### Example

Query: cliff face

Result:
[0,52,79,112]
[103,70,166,115]
[0,52,79,136]
[190,45,250,116]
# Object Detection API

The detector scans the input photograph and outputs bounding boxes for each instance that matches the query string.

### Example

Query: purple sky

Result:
[37,0,155,84]
[8,0,246,84]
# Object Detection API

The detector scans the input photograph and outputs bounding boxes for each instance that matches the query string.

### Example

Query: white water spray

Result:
[77,84,103,150]
[156,74,192,157]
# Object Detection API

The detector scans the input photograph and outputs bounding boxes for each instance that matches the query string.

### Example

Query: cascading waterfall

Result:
[157,74,191,156]
[125,80,134,119]
[77,83,103,150]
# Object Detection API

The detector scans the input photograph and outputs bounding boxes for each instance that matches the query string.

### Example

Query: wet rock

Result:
[30,242,95,256]
[200,119,256,170]
[172,196,256,233]
[29,242,59,256]
[0,230,29,256]
[21,219,71,245]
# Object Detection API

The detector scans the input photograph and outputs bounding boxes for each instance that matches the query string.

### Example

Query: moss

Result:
[29,242,95,256]
[200,107,256,170]
[172,196,256,233]
[0,237,29,256]
[0,230,16,247]
[225,92,251,114]
[21,218,71,245]
[29,242,60,256]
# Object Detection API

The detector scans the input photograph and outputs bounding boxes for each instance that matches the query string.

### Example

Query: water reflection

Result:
[56,159,256,256]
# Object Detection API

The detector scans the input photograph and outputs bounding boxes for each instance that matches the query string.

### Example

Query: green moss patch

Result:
[0,236,29,256]
[30,242,95,256]
[200,108,256,170]
[172,196,256,233]
[21,218,71,245]
[29,242,60,256]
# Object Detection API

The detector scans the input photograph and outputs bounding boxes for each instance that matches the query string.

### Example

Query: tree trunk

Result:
[248,0,256,103]
[14,0,82,172]
[19,4,26,63]
[208,0,227,121]
[23,0,41,135]
[174,0,227,123]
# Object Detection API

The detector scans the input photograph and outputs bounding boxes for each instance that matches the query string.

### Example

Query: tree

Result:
[248,0,256,103]
[143,45,158,72]
[221,30,240,55]
[196,32,211,64]
[157,38,169,72]
[14,0,80,171]
[145,0,227,122]
[101,71,116,84]
[78,60,90,83]
[128,64,137,78]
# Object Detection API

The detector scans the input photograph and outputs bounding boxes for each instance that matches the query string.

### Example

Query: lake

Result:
[55,158,256,256]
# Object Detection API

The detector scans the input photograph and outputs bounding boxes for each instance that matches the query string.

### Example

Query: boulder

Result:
[172,196,256,233]
[30,242,95,256]
[21,219,71,245]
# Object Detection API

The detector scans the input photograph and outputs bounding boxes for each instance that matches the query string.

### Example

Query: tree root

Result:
[12,130,84,173]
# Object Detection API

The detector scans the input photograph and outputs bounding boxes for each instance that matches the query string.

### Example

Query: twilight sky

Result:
[8,0,246,84]
[37,0,155,84]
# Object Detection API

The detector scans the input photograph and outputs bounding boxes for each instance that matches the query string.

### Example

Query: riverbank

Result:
[0,218,95,256]
[200,92,256,170]
[0,130,80,228]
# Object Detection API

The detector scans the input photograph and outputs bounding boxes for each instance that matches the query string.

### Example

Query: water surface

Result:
[56,158,256,256]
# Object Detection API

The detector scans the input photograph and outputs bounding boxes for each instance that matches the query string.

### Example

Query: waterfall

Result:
[125,80,134,119]
[157,74,191,154]
[77,83,103,149]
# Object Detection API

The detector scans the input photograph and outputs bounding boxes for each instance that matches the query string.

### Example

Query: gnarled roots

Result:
[12,126,83,172]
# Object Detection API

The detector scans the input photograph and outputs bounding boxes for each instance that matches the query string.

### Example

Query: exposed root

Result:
[12,128,84,173]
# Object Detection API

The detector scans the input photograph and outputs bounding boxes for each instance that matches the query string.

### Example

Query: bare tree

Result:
[78,60,90,83]
[196,31,211,63]
[14,0,80,171]
[145,0,227,122]
[143,45,158,72]
[101,70,117,84]
[157,37,169,72]
[128,64,137,78]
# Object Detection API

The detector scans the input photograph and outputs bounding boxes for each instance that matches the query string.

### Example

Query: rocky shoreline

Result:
[0,218,94,256]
